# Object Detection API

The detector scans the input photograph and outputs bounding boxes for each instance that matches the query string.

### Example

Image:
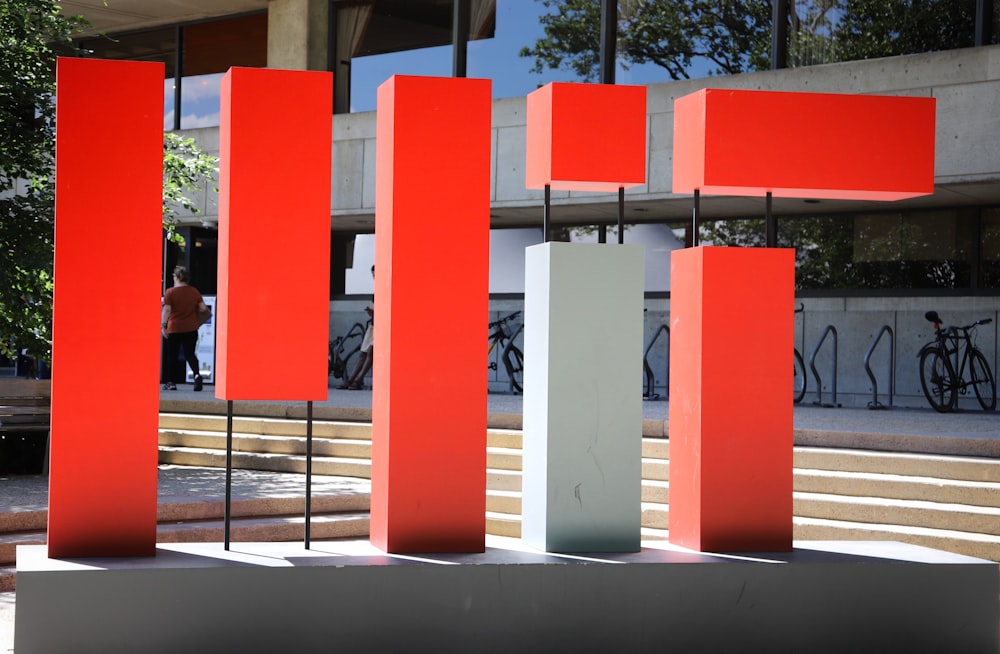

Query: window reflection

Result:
[180,73,223,129]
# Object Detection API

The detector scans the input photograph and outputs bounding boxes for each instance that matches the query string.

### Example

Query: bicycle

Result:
[488,310,524,394]
[642,321,669,401]
[329,320,369,382]
[918,310,995,413]
[793,303,807,404]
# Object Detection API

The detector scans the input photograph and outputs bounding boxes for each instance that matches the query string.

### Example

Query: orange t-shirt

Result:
[164,285,203,334]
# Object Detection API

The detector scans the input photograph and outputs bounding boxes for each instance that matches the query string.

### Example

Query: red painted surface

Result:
[526,82,646,192]
[216,67,332,401]
[48,58,164,557]
[672,89,935,200]
[371,76,491,553]
[668,246,795,552]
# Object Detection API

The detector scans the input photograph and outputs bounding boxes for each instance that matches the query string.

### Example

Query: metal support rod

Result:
[975,0,994,46]
[765,191,776,248]
[691,189,700,247]
[599,0,616,85]
[598,224,607,243]
[771,0,789,70]
[225,400,233,550]
[452,0,469,78]
[543,184,551,243]
[617,187,625,244]
[305,400,314,548]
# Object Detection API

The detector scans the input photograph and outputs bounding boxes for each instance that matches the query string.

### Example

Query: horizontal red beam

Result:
[672,89,935,201]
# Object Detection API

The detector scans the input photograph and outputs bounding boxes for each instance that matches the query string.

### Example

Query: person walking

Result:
[161,266,208,391]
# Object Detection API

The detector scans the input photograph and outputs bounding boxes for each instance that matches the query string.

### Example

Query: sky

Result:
[171,0,685,127]
[349,0,676,112]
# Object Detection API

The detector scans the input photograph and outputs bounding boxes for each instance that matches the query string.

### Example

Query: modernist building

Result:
[70,0,1000,406]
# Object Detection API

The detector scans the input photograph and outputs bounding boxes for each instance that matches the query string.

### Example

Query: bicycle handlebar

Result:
[488,310,521,329]
[925,310,993,333]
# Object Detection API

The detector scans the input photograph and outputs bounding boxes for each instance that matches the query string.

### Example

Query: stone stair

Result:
[6,411,1000,590]
[157,412,1000,560]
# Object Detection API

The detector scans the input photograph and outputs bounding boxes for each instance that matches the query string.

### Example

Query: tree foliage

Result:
[1,0,218,364]
[520,0,988,82]
[520,0,772,81]
[0,0,85,362]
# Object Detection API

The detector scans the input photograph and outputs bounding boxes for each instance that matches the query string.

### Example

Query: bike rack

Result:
[808,325,840,407]
[864,325,894,410]
[501,323,524,395]
[643,324,669,400]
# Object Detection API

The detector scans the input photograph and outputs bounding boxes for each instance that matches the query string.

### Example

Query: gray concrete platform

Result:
[13,537,999,653]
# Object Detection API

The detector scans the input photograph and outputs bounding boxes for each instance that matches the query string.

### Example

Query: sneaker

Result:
[193,375,203,392]
[163,382,177,391]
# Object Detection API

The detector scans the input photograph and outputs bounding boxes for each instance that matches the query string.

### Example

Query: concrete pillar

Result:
[266,0,330,71]
[522,242,645,553]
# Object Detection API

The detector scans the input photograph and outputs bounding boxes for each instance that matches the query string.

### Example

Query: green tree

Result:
[1,0,217,365]
[520,0,772,82]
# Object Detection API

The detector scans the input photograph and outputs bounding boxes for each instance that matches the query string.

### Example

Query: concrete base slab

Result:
[15,537,998,653]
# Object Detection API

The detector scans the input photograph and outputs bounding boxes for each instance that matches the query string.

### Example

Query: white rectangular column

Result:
[522,242,644,552]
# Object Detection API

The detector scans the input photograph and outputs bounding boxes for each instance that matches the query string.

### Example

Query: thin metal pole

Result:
[305,400,313,548]
[598,224,607,243]
[765,191,776,248]
[225,400,233,550]
[691,189,700,247]
[599,0,616,85]
[452,0,469,78]
[543,184,551,243]
[617,187,625,244]
[771,0,789,70]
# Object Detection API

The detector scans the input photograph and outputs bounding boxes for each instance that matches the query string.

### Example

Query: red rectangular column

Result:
[668,246,795,552]
[371,75,492,552]
[525,82,646,191]
[672,89,935,200]
[216,68,332,401]
[48,58,164,557]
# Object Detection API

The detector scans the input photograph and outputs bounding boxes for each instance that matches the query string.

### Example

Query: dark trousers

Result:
[162,331,200,383]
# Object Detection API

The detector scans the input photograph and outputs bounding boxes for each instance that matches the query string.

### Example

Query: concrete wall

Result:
[177,44,1000,224]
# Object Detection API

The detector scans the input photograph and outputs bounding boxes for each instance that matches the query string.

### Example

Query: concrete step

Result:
[794,447,1000,482]
[793,468,1000,508]
[159,429,372,459]
[159,413,373,440]
[158,446,372,478]
[156,511,370,543]
[642,458,669,482]
[794,491,1000,536]
[793,516,1000,562]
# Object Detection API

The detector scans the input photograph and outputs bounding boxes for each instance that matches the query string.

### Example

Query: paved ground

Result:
[3,387,998,651]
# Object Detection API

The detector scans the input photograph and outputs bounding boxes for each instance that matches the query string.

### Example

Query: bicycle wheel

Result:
[502,345,524,394]
[793,349,807,404]
[968,349,996,411]
[919,347,956,413]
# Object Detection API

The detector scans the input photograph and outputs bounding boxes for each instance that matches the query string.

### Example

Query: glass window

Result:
[982,208,1000,288]
[778,210,976,290]
[179,14,267,129]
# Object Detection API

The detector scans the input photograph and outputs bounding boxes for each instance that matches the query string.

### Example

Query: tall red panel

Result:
[672,89,935,200]
[668,246,795,552]
[371,75,491,553]
[216,68,332,401]
[526,82,646,192]
[48,58,164,557]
